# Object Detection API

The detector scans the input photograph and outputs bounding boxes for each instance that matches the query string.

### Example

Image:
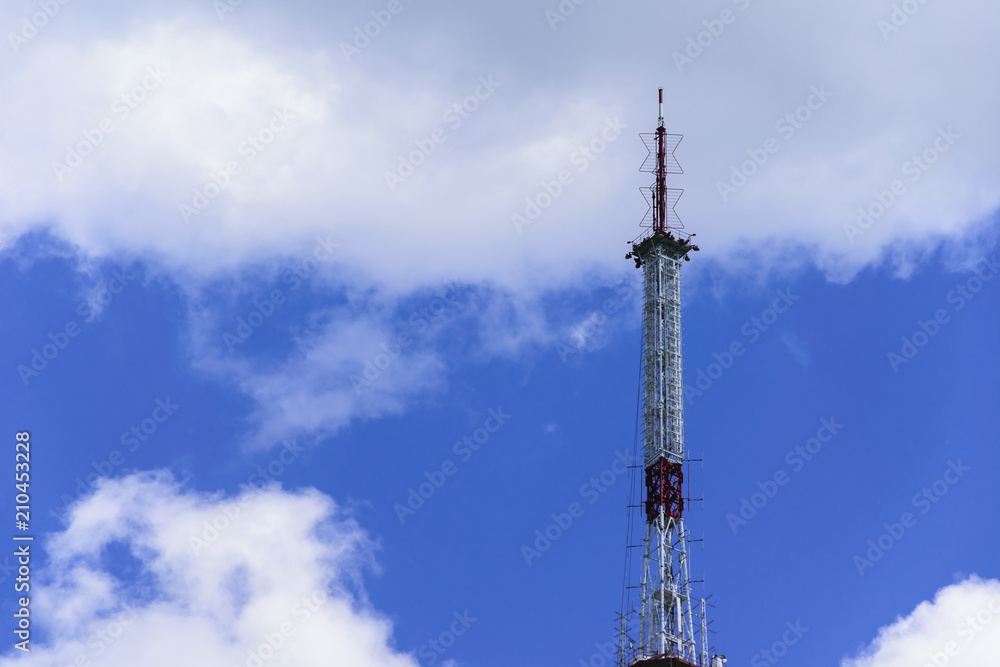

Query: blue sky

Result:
[2,1,1000,666]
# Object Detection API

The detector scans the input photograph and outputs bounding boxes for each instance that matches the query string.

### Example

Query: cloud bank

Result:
[2,0,999,291]
[2,472,418,667]
[842,576,1000,667]
[5,0,1000,445]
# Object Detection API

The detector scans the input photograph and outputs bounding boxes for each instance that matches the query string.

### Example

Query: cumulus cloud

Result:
[202,309,449,448]
[2,0,997,291]
[183,274,644,446]
[184,279,494,447]
[841,576,1000,667]
[4,0,1000,440]
[0,10,627,292]
[2,471,419,667]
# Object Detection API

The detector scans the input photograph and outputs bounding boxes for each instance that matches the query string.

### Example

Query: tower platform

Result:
[631,658,699,667]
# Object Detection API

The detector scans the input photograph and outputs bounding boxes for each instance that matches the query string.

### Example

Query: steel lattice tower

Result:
[618,90,725,667]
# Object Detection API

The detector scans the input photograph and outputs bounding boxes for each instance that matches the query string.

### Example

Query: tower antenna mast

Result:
[618,89,724,667]
[656,88,667,234]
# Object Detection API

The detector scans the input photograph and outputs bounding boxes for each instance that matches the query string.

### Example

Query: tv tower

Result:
[618,89,725,667]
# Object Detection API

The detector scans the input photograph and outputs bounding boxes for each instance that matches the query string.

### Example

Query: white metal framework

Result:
[637,240,701,664]
[617,89,722,667]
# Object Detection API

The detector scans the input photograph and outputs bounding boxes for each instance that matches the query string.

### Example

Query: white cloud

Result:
[183,277,642,446]
[0,13,627,293]
[3,471,419,667]
[841,576,1000,667]
[3,0,997,293]
[185,284,471,448]
[217,312,448,448]
[4,0,1000,442]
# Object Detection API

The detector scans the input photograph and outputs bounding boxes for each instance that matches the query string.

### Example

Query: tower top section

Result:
[627,88,699,268]
[616,87,723,667]
[658,87,665,129]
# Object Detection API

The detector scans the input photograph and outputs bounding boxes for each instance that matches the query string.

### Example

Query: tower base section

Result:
[631,658,698,667]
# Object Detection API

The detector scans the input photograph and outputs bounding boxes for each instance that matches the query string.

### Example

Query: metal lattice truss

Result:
[619,238,709,667]
[618,90,718,667]
[639,241,698,664]
[641,245,684,470]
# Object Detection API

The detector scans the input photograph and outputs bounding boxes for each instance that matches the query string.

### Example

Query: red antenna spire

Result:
[628,89,698,267]
[636,88,686,241]
[655,87,667,234]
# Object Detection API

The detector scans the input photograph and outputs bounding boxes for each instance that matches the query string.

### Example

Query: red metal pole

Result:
[656,111,666,233]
